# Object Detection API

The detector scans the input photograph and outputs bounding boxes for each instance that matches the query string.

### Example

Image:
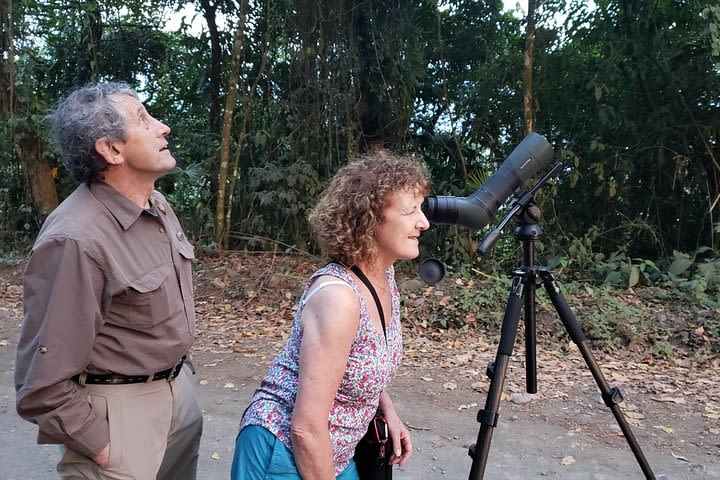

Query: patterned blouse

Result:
[238,262,403,475]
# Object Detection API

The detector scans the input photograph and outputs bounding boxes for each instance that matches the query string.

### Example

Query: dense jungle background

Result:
[0,0,718,361]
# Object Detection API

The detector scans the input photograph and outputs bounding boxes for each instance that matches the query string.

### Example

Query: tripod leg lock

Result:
[477,409,500,427]
[468,443,478,460]
[602,387,624,407]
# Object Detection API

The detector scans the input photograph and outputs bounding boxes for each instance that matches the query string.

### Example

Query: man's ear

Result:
[95,138,124,166]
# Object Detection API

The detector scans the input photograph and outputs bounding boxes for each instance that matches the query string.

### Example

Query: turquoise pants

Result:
[231,425,360,480]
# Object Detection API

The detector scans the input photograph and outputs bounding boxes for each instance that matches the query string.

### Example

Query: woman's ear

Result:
[95,138,123,166]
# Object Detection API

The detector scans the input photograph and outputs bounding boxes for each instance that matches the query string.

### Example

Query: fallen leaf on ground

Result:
[211,452,221,460]
[405,423,430,431]
[624,411,645,420]
[650,396,686,404]
[671,452,689,462]
[471,381,485,392]
[653,425,674,434]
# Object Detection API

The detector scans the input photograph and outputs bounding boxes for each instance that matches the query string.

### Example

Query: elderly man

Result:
[15,82,202,479]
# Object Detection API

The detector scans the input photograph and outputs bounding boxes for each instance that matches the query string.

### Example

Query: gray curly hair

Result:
[48,82,138,184]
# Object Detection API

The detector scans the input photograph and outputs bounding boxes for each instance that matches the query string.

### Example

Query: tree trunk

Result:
[16,134,58,215]
[225,2,272,244]
[1,0,13,117]
[199,0,223,134]
[215,0,249,249]
[4,0,57,216]
[522,0,537,135]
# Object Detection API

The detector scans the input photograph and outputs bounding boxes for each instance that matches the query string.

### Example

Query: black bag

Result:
[353,414,393,480]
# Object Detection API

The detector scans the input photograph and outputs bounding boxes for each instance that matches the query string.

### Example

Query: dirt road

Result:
[1,335,716,479]
[1,253,718,479]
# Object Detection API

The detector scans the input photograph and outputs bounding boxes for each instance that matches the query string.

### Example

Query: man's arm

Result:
[15,237,110,459]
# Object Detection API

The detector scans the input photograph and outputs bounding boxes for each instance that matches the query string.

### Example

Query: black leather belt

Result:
[73,356,186,385]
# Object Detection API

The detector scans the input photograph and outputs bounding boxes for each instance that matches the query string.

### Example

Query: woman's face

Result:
[375,187,430,265]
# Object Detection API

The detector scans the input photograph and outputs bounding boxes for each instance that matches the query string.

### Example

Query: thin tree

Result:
[0,0,13,117]
[216,0,249,249]
[523,0,537,135]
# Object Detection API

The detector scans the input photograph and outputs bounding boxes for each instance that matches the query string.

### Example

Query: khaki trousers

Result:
[57,365,203,480]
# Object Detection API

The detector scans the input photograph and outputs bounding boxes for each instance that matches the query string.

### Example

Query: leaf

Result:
[628,266,640,288]
[653,425,674,434]
[671,452,689,462]
[650,396,686,404]
[471,381,485,392]
[211,452,221,460]
[668,257,692,276]
[624,411,645,420]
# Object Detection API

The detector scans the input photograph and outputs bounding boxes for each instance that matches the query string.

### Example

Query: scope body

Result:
[424,132,554,230]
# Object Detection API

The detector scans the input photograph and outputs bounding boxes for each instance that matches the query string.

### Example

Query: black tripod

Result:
[467,172,656,479]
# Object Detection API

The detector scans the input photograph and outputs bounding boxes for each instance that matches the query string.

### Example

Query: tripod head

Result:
[476,162,561,254]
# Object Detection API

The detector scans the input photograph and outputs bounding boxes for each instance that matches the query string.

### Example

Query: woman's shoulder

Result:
[311,261,355,282]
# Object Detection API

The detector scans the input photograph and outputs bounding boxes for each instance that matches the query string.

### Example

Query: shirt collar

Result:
[90,182,155,230]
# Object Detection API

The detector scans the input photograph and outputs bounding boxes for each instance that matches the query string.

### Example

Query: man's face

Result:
[110,94,176,179]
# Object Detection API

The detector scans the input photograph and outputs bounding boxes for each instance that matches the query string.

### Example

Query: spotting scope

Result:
[423,132,554,230]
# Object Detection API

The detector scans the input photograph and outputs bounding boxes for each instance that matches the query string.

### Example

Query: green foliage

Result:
[664,248,720,307]
[649,340,673,359]
[702,5,720,70]
[238,161,321,251]
[543,226,719,309]
[414,273,511,330]
[3,0,719,324]
[561,284,650,350]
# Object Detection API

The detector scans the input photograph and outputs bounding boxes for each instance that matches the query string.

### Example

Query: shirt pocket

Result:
[109,265,174,329]
[175,232,195,261]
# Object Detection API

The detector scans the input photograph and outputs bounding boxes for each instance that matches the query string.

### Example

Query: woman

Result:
[231,150,430,479]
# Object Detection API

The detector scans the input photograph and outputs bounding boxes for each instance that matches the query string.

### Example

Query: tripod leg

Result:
[524,273,537,393]
[538,269,656,480]
[468,274,526,480]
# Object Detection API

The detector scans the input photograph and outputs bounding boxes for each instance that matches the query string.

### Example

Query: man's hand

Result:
[92,443,110,469]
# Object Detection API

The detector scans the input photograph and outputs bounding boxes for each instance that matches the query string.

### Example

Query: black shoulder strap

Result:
[350,265,387,340]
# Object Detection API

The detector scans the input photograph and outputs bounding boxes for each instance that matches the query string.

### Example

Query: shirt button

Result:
[159,227,165,233]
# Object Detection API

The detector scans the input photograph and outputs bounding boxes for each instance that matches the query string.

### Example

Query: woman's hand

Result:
[378,392,413,467]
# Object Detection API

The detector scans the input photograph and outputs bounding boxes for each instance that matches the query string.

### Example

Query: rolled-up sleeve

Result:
[15,237,110,458]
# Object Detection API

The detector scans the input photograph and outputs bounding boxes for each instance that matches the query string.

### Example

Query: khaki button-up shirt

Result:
[15,182,195,458]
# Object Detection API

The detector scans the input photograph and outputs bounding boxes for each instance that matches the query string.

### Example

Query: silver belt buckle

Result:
[168,358,184,380]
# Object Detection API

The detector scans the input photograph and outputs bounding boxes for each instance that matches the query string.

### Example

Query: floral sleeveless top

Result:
[238,262,403,475]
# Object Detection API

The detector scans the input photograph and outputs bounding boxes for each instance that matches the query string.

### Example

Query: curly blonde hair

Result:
[308,150,429,266]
